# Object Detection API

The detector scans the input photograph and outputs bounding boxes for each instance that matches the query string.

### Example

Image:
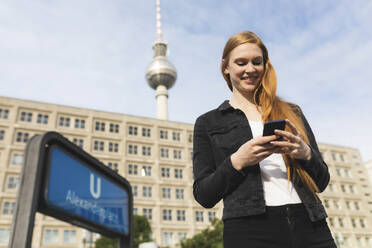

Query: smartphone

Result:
[263,120,286,137]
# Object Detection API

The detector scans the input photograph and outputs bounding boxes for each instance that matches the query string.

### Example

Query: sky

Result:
[1,0,371,161]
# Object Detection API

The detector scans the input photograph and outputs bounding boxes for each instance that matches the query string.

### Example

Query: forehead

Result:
[229,43,263,60]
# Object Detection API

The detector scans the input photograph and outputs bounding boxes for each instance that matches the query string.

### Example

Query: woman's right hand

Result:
[230,135,281,171]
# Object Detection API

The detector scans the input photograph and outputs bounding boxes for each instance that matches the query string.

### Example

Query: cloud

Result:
[0,0,371,161]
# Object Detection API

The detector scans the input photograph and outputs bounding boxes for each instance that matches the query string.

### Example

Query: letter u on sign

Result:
[90,174,101,199]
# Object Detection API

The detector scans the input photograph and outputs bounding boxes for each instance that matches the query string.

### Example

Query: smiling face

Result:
[223,43,265,96]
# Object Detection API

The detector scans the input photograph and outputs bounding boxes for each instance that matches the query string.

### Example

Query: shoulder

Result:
[286,101,303,117]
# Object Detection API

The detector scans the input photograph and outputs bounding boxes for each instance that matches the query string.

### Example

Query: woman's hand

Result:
[231,135,281,171]
[270,119,312,160]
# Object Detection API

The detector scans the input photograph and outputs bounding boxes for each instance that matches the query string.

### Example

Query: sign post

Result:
[9,132,133,248]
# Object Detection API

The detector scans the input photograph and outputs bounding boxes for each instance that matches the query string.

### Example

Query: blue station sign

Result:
[45,146,129,235]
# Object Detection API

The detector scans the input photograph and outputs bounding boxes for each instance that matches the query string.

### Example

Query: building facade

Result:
[0,96,372,247]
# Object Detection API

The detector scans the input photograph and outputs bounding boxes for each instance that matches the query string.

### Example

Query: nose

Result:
[244,62,256,73]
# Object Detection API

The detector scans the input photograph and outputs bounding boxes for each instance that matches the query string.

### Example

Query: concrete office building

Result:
[0,95,222,247]
[1,96,372,247]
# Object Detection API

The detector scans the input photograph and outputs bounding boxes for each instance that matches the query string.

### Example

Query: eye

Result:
[235,60,247,66]
[252,58,263,66]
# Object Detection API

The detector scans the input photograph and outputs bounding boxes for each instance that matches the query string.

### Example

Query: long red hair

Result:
[221,31,320,196]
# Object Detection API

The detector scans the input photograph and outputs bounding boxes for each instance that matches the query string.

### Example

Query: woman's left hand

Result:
[270,119,312,160]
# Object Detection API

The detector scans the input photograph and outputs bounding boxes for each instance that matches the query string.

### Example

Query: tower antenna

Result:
[146,0,177,120]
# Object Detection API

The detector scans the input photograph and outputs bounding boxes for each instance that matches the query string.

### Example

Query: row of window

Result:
[324,199,362,211]
[131,186,186,200]
[162,232,187,246]
[328,216,368,229]
[43,229,76,244]
[132,208,216,223]
[129,125,193,143]
[335,167,353,178]
[93,140,120,153]
[326,183,357,194]
[332,233,372,248]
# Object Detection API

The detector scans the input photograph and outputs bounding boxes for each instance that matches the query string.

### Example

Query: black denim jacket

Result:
[193,100,330,222]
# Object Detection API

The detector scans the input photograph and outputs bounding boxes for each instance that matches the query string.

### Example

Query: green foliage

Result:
[94,236,118,248]
[94,215,152,248]
[180,218,223,248]
[133,214,152,248]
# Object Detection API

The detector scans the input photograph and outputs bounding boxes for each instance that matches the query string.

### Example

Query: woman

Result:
[193,31,336,248]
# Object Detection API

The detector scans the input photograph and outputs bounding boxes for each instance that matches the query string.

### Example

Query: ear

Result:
[222,59,229,75]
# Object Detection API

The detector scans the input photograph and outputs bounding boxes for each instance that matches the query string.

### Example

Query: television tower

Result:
[146,0,177,120]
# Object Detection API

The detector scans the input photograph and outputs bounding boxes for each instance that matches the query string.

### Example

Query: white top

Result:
[249,120,302,206]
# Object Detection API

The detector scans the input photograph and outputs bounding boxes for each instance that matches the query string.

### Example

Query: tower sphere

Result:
[146,42,177,90]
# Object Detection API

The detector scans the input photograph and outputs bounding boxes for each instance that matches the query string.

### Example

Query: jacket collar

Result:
[217,100,234,112]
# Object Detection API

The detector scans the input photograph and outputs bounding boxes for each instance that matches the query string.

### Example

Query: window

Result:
[44,229,59,243]
[0,228,10,243]
[160,130,168,139]
[93,140,104,151]
[349,185,356,193]
[133,208,138,215]
[162,188,171,199]
[74,119,85,129]
[143,208,152,220]
[208,211,216,222]
[351,218,357,228]
[346,201,351,210]
[173,149,182,159]
[7,176,20,190]
[331,153,337,161]
[163,232,173,246]
[128,126,138,135]
[63,230,76,243]
[0,130,4,141]
[128,164,138,175]
[142,146,151,156]
[0,108,9,119]
[16,132,29,143]
[355,201,360,210]
[141,166,152,176]
[338,217,344,227]
[128,144,138,155]
[2,201,16,215]
[177,210,186,221]
[340,154,345,162]
[162,209,172,221]
[195,211,204,222]
[160,148,169,158]
[20,111,32,122]
[108,162,118,172]
[328,217,334,227]
[324,199,330,208]
[142,186,152,198]
[109,123,119,133]
[172,131,181,141]
[59,116,70,127]
[161,167,170,178]
[360,218,367,228]
[11,153,24,165]
[174,168,183,179]
[328,183,335,192]
[175,189,184,199]
[95,121,105,131]
[341,184,346,193]
[188,133,193,143]
[178,232,187,242]
[336,168,343,177]
[333,200,341,210]
[345,169,352,178]
[132,185,138,197]
[72,138,84,148]
[142,127,151,137]
[37,114,49,124]
[109,142,119,152]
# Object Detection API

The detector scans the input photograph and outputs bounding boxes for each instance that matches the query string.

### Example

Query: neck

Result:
[230,89,257,110]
